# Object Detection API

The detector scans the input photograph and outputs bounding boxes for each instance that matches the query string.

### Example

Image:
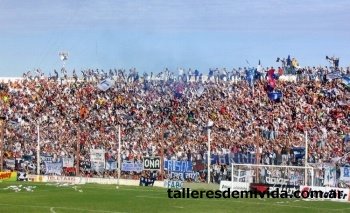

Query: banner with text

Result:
[0,172,17,181]
[169,171,198,181]
[90,149,105,172]
[143,157,161,170]
[210,153,256,165]
[41,155,54,163]
[164,160,193,172]
[122,161,143,172]
[164,180,184,189]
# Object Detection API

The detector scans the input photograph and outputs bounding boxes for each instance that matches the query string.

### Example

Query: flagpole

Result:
[160,127,165,181]
[76,127,80,176]
[304,131,308,185]
[37,122,40,175]
[117,125,121,186]
[0,118,5,172]
[207,128,211,184]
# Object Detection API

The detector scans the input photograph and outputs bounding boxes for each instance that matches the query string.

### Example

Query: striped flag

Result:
[327,71,342,80]
[342,76,350,87]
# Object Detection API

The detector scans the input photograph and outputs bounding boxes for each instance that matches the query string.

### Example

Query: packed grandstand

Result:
[0,62,349,188]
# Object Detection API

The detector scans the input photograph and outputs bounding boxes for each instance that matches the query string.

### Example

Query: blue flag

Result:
[246,68,255,79]
[246,68,259,87]
[268,90,283,101]
[272,73,279,80]
[287,55,291,66]
[344,135,350,144]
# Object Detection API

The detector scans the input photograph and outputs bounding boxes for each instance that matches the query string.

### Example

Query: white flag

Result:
[196,86,205,97]
[97,79,114,91]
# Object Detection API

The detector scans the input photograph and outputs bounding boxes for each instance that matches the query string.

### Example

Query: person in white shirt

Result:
[178,68,184,81]
[188,69,193,82]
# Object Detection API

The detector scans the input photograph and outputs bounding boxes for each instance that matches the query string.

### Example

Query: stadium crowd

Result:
[0,65,349,182]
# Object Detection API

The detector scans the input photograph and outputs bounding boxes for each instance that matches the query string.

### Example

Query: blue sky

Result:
[0,0,350,76]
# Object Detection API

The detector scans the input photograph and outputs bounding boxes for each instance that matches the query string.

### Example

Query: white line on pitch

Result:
[0,203,127,213]
[50,207,56,213]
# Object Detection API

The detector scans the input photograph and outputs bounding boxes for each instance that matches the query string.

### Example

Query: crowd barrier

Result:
[25,174,165,188]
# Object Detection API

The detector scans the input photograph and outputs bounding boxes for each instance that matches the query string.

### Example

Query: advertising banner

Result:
[0,172,17,181]
[300,186,350,202]
[220,180,250,191]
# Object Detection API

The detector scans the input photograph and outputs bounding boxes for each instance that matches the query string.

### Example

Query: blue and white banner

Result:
[105,161,117,171]
[324,166,337,187]
[342,76,350,87]
[41,155,53,163]
[140,176,156,186]
[246,68,257,84]
[62,157,74,168]
[4,159,15,169]
[340,167,350,182]
[209,153,256,165]
[164,160,193,172]
[169,171,198,181]
[268,91,283,101]
[327,71,343,80]
[121,161,143,172]
[79,161,91,171]
[90,149,105,172]
[45,162,63,175]
[164,180,184,189]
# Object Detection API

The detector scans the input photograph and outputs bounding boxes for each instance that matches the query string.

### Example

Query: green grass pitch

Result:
[0,182,350,213]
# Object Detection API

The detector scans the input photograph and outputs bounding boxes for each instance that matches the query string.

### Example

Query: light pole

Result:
[207,120,214,184]
[0,117,5,172]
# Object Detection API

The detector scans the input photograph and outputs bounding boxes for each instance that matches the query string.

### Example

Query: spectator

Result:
[0,65,348,183]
